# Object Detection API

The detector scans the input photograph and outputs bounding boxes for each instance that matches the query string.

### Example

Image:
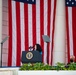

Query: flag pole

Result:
[52,0,66,65]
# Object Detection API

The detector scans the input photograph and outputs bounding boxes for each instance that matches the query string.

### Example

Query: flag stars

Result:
[32,0,34,2]
[66,0,76,6]
[72,2,74,5]
[27,0,34,2]
[67,2,69,5]
[75,0,76,1]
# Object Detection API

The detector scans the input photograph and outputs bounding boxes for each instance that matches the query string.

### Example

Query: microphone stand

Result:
[1,42,3,67]
[42,35,50,64]
[0,36,9,67]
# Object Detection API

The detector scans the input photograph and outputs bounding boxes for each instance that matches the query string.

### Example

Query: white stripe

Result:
[20,3,25,53]
[44,0,48,64]
[12,1,17,66]
[44,0,48,35]
[68,7,73,56]
[20,3,25,66]
[28,4,33,47]
[66,35,68,64]
[49,0,55,65]
[36,0,40,44]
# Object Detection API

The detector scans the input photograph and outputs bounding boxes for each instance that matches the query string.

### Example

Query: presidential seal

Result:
[26,52,33,59]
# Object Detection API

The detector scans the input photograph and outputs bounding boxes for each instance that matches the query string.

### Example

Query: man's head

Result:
[70,55,75,62]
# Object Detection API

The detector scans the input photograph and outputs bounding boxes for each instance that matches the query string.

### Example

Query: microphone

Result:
[29,46,33,49]
[29,46,34,51]
[1,36,9,44]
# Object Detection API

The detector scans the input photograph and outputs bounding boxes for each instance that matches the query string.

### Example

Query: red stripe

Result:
[40,0,44,62]
[8,0,12,66]
[32,4,36,46]
[51,0,56,65]
[72,7,76,61]
[47,0,51,64]
[16,2,21,66]
[24,4,29,50]
[66,7,70,63]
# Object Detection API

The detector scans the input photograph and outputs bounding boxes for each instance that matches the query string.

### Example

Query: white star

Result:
[69,0,71,1]
[67,2,69,4]
[75,0,76,1]
[32,0,34,2]
[72,2,74,4]
[27,0,29,1]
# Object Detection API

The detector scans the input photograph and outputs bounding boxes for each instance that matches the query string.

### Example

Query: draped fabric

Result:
[8,0,56,66]
[66,0,76,62]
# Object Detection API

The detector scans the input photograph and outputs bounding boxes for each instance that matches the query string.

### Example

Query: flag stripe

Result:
[44,0,48,64]
[68,7,73,56]
[8,0,12,66]
[72,7,76,60]
[40,0,44,63]
[20,3,25,65]
[24,4,29,50]
[36,0,40,44]
[32,4,36,45]
[16,2,21,66]
[12,1,17,66]
[28,4,33,47]
[47,0,51,65]
[66,7,70,62]
[51,0,56,65]
[20,3,25,52]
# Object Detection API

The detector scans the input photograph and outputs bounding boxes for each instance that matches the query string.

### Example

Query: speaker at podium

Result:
[21,51,42,63]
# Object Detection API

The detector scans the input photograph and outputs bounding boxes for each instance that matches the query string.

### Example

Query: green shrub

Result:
[66,63,76,70]
[19,63,51,70]
[19,62,76,70]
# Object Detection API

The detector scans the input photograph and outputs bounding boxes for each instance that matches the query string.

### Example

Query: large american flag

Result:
[66,0,76,62]
[8,0,56,66]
